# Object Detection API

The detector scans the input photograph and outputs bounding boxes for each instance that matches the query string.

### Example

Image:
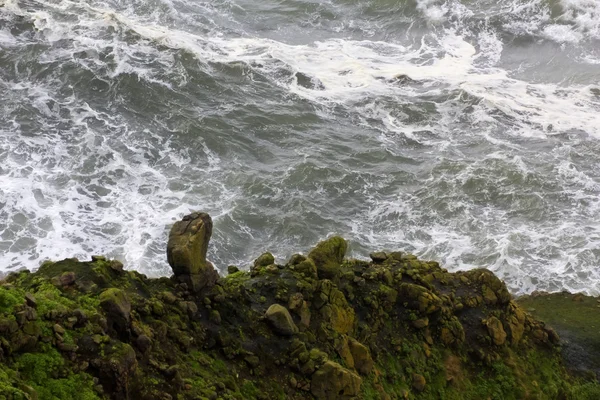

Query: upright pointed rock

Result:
[167,212,219,292]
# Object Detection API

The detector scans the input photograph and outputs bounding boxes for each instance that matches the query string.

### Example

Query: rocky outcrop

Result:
[0,213,598,400]
[167,212,219,292]
[307,236,347,280]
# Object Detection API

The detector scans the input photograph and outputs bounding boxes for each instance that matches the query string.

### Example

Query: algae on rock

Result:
[0,212,598,400]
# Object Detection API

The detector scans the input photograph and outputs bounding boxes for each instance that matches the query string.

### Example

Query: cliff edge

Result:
[0,212,598,399]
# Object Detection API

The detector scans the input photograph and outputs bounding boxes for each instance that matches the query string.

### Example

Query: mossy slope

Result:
[0,242,597,399]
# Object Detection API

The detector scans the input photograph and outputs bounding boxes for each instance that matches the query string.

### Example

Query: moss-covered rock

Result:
[0,213,598,400]
[265,304,298,336]
[310,361,361,400]
[166,212,219,292]
[308,236,347,280]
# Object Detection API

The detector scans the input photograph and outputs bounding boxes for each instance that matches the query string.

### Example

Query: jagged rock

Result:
[484,316,507,346]
[440,317,465,346]
[265,304,298,336]
[314,280,355,334]
[311,361,362,400]
[288,293,311,328]
[347,337,373,375]
[506,301,526,345]
[336,336,355,369]
[398,283,442,314]
[308,236,347,280]
[100,288,131,335]
[167,212,219,292]
[466,269,511,305]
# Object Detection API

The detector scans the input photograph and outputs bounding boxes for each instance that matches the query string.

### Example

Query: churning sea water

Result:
[1,0,599,294]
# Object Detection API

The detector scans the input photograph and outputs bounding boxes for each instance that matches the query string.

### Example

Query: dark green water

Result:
[1,0,600,294]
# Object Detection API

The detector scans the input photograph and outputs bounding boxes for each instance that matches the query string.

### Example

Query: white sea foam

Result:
[1,0,600,295]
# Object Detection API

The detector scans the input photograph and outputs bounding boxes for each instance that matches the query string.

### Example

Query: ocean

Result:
[1,0,599,294]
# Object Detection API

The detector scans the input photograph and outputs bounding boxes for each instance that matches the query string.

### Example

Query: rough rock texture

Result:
[167,212,219,292]
[0,214,599,400]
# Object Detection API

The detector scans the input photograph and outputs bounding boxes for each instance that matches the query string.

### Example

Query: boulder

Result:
[347,337,374,375]
[254,252,275,268]
[308,236,347,280]
[484,316,507,346]
[265,304,298,336]
[311,361,362,400]
[167,212,219,292]
[369,252,387,263]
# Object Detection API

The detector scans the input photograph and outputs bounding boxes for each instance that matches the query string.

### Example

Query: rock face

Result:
[167,212,219,292]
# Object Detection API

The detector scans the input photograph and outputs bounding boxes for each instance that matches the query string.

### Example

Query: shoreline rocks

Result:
[0,212,598,399]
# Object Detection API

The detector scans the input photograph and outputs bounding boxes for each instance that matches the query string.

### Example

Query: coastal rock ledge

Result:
[0,212,599,399]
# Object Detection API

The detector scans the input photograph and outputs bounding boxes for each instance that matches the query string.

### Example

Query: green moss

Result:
[16,345,100,400]
[0,286,24,313]
[571,382,600,399]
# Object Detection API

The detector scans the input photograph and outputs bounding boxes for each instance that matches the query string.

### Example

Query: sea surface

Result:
[1,0,600,294]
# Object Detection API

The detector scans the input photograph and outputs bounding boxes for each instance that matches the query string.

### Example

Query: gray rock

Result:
[265,304,298,336]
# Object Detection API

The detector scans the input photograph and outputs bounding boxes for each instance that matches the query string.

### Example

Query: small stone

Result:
[57,342,79,353]
[412,374,426,392]
[572,294,584,302]
[369,252,387,263]
[91,255,107,262]
[412,318,429,329]
[53,324,66,335]
[99,288,131,334]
